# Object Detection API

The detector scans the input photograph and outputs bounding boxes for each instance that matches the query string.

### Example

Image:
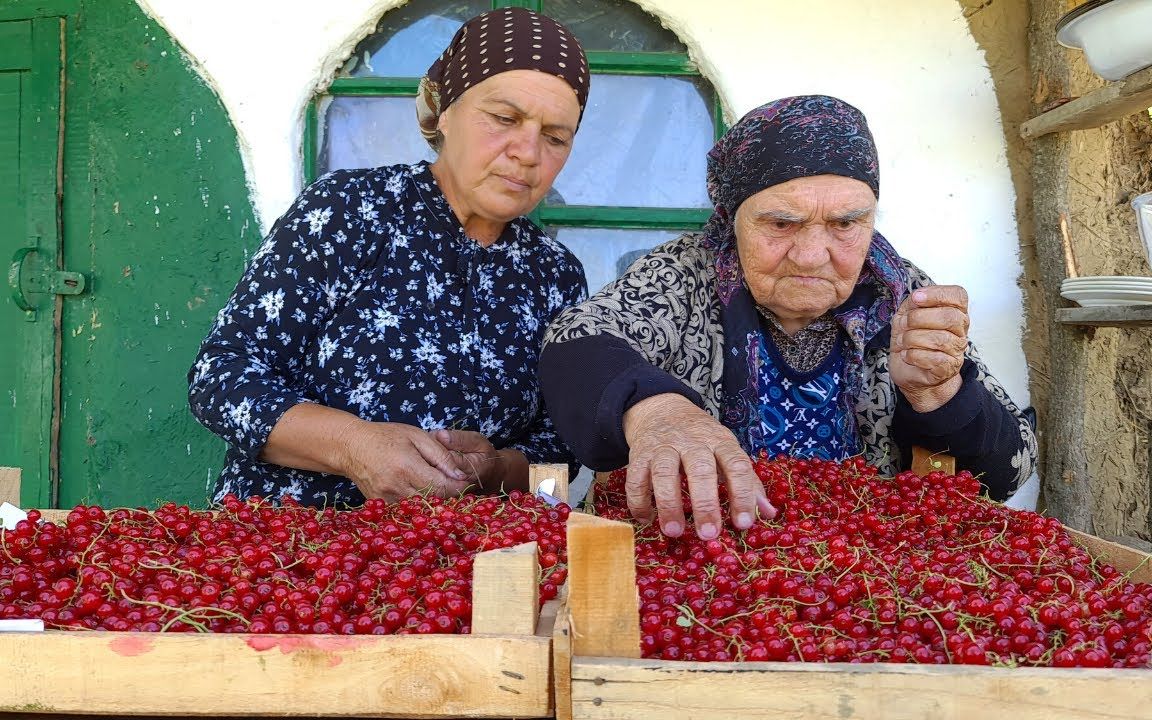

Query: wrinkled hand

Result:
[432,429,503,491]
[339,421,471,503]
[623,393,777,539]
[889,285,969,413]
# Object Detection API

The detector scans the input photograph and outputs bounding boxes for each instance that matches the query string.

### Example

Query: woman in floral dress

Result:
[189,8,589,507]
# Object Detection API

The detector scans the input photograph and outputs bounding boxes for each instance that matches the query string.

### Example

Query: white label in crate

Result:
[0,501,28,531]
[0,619,44,632]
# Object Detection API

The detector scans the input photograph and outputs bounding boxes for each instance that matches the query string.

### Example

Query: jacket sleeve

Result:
[539,335,703,470]
[187,172,371,459]
[539,239,710,470]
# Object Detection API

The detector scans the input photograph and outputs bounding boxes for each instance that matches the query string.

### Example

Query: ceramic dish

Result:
[1056,0,1152,81]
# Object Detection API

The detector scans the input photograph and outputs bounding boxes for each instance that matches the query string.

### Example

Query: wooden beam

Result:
[471,541,539,636]
[1021,65,1152,139]
[0,467,19,506]
[529,463,570,503]
[1056,305,1152,327]
[0,632,552,717]
[565,513,641,658]
[911,446,957,476]
[570,657,1152,720]
[1028,0,1093,535]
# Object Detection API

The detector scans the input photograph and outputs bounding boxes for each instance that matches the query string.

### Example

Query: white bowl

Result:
[1133,192,1152,265]
[1057,0,1152,81]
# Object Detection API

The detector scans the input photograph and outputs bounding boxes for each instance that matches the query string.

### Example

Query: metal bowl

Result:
[1057,0,1152,81]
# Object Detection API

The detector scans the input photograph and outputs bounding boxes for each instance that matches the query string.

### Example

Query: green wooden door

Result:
[0,17,64,507]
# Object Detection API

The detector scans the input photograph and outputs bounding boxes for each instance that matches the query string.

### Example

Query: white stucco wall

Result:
[135,0,1031,406]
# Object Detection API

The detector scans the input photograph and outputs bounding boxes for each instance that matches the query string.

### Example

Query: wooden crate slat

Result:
[569,657,1152,720]
[34,508,69,523]
[911,447,957,476]
[552,601,575,720]
[0,631,551,717]
[566,513,641,658]
[529,463,570,503]
[1068,527,1152,582]
[0,467,18,506]
[472,541,539,635]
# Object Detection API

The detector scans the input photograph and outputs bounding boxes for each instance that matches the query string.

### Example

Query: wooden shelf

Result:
[1056,305,1152,327]
[1021,65,1152,139]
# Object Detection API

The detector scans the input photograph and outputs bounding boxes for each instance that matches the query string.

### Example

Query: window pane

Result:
[552,227,683,294]
[545,0,685,52]
[547,75,712,208]
[319,97,435,175]
[341,0,490,77]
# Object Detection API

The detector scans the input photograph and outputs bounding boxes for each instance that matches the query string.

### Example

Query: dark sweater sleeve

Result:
[539,335,704,471]
[892,359,1027,501]
[187,172,371,459]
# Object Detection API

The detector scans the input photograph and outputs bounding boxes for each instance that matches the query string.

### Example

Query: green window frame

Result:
[303,0,724,236]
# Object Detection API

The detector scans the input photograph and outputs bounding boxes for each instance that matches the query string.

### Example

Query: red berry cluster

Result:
[0,491,568,635]
[594,454,1152,668]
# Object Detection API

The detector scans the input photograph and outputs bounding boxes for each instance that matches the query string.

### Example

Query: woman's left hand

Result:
[889,285,969,412]
[433,429,529,493]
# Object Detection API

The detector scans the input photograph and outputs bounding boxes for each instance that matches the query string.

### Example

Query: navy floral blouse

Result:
[189,161,587,506]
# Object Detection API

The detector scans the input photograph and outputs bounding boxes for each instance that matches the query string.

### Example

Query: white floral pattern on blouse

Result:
[189,162,587,506]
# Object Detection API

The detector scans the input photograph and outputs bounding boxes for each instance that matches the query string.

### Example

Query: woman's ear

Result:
[437,106,450,140]
[433,107,451,152]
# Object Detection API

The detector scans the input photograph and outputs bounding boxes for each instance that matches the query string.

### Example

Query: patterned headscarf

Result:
[417,7,590,150]
[703,95,881,305]
[701,96,906,448]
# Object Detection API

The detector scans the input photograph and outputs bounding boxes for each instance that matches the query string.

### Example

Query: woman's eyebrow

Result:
[483,97,576,134]
[754,209,806,223]
[483,97,527,116]
[829,207,874,223]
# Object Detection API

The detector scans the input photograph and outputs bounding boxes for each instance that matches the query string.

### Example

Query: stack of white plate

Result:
[1061,276,1152,307]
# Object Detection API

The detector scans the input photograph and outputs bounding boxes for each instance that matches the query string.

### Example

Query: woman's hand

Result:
[339,422,475,502]
[622,393,776,539]
[262,404,470,503]
[432,429,530,493]
[889,285,969,412]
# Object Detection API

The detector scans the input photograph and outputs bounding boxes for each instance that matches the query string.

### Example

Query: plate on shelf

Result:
[1063,283,1152,292]
[1062,275,1152,285]
[1060,287,1152,306]
[1061,276,1152,305]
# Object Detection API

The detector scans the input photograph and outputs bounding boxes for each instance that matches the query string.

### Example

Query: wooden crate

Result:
[555,510,1152,720]
[0,464,572,718]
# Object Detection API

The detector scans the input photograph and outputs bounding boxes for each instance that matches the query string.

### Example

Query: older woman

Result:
[540,95,1037,539]
[189,8,589,506]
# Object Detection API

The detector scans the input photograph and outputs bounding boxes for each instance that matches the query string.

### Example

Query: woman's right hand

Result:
[622,393,776,539]
[262,404,471,502]
[338,421,473,502]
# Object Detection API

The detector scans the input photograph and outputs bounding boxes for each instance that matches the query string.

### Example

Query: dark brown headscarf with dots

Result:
[417,7,589,150]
